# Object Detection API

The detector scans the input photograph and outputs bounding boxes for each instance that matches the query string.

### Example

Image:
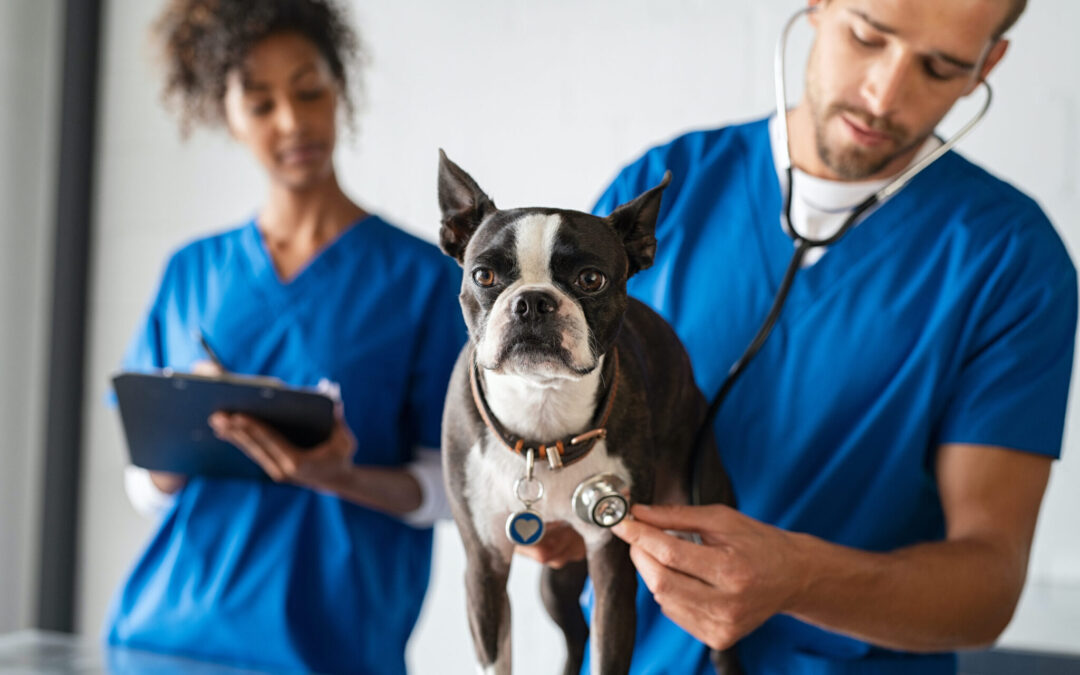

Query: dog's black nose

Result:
[512,290,557,319]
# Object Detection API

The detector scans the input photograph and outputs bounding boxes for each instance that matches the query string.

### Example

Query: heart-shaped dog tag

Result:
[505,509,544,546]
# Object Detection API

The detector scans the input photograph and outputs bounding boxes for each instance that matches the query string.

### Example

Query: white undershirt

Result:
[768,115,943,266]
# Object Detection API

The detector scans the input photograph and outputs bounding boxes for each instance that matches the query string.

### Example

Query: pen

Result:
[196,331,228,374]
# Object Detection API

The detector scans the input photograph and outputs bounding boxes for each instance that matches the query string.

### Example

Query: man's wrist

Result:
[780,529,824,616]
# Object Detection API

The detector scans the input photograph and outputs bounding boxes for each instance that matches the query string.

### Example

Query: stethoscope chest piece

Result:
[572,473,631,528]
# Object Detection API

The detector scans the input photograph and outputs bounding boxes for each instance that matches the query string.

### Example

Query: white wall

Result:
[0,0,61,635]
[77,0,1080,671]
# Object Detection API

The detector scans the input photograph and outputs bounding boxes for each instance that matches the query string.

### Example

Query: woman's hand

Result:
[611,503,808,651]
[148,471,187,494]
[145,359,225,494]
[209,409,357,491]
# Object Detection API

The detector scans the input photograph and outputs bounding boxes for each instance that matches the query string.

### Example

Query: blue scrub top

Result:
[584,118,1076,674]
[105,215,466,674]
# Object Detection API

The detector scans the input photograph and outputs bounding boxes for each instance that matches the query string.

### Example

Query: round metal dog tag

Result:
[505,509,545,546]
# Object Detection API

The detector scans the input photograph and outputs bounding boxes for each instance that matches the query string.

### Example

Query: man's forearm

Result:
[785,532,1025,652]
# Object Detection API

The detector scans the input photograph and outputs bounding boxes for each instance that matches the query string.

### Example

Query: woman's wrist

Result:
[149,470,187,494]
[323,464,424,516]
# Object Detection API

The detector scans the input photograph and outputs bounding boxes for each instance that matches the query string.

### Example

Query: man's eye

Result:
[297,88,325,102]
[472,268,497,287]
[575,269,607,293]
[923,59,963,81]
[849,27,879,48]
[251,101,273,116]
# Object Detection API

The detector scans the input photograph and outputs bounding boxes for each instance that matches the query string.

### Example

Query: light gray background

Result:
[2,0,1078,672]
[0,0,60,639]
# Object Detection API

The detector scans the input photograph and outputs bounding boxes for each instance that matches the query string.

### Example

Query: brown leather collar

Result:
[469,349,620,470]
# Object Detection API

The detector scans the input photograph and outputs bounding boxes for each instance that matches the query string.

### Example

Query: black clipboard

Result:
[112,371,336,480]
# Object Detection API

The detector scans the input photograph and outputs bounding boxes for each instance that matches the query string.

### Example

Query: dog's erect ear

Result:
[606,171,671,276]
[438,149,496,263]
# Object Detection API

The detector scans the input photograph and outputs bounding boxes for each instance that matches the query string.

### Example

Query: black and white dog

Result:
[437,151,736,675]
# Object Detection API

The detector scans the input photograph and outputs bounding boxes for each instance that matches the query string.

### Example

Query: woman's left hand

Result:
[611,503,808,651]
[209,410,356,491]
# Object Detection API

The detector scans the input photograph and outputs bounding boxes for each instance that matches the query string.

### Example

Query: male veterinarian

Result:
[530,0,1077,672]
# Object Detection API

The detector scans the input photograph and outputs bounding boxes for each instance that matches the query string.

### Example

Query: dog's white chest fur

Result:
[464,436,628,552]
[464,356,629,552]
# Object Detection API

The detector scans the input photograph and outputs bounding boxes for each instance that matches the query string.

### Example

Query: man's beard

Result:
[806,75,922,180]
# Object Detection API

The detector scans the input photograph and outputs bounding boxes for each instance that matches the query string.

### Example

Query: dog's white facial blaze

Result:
[474,214,595,377]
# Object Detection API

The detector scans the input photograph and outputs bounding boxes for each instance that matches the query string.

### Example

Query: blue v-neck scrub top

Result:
[105,215,466,674]
[585,118,1077,674]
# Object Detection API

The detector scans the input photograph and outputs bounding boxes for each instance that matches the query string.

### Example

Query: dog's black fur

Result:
[437,150,739,674]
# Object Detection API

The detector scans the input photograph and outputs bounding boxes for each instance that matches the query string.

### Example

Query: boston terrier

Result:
[436,151,738,675]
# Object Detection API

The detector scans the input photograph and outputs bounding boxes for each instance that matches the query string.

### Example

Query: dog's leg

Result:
[586,536,637,675]
[464,541,513,675]
[540,559,589,675]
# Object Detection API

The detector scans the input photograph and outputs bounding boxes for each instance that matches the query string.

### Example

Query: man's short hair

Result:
[996,0,1028,38]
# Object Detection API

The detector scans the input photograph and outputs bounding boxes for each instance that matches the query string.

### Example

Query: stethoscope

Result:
[687,7,994,506]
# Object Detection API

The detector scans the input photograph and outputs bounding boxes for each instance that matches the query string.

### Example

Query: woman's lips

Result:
[279,142,327,165]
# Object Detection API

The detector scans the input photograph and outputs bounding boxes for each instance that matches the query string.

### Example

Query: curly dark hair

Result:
[153,0,364,135]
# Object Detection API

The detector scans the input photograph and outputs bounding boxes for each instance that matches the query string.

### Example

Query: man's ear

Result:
[806,0,827,26]
[438,150,496,263]
[606,171,671,277]
[965,38,1008,95]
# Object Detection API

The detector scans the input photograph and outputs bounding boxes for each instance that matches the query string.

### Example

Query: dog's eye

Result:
[472,267,497,288]
[575,269,606,293]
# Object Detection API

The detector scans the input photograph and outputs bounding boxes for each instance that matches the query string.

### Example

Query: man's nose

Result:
[511,290,558,321]
[860,52,910,118]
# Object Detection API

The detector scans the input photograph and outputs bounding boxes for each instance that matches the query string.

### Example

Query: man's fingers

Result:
[629,503,735,535]
[629,546,739,651]
[630,544,710,607]
[613,517,722,584]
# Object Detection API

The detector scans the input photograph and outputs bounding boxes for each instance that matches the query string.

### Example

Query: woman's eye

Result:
[297,88,325,102]
[251,101,273,116]
[472,268,496,287]
[575,269,606,293]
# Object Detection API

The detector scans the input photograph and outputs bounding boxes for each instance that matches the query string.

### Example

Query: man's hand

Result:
[611,503,806,650]
[209,409,357,490]
[515,521,587,568]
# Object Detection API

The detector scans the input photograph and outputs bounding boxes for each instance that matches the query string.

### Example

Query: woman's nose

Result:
[274,99,301,134]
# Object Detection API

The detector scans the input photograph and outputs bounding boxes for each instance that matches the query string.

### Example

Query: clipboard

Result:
[112,371,336,480]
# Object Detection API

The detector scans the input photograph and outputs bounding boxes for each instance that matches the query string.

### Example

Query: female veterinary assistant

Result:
[104,2,465,673]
